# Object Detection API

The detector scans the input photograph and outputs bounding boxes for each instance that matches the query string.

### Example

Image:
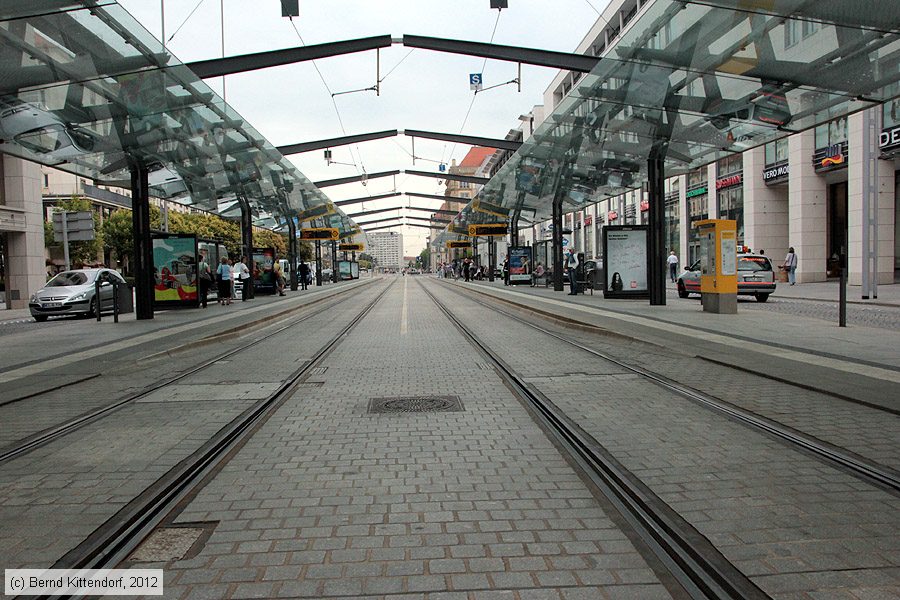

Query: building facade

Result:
[368,231,403,271]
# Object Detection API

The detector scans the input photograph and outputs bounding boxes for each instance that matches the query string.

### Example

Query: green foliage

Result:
[48,196,104,266]
[418,248,430,269]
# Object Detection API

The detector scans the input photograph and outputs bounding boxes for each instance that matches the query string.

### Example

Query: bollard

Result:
[95,279,102,322]
[113,279,120,323]
[839,251,847,327]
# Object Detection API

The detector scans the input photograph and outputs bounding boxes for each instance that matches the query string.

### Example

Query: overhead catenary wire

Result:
[447,9,502,166]
[165,0,206,43]
[288,17,371,187]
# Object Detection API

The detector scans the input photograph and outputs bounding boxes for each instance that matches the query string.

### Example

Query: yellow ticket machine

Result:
[695,219,738,314]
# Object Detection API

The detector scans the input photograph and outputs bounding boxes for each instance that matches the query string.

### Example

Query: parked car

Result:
[677,253,776,302]
[29,268,126,321]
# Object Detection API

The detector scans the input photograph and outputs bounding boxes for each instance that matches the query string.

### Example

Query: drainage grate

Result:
[298,381,325,387]
[310,366,328,375]
[368,396,464,414]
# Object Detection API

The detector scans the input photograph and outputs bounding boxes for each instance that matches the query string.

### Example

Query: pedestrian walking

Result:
[274,260,286,296]
[299,261,310,290]
[502,255,510,285]
[666,250,679,282]
[197,251,212,308]
[566,248,580,295]
[216,257,232,305]
[233,256,251,300]
[781,246,798,285]
[463,258,471,282]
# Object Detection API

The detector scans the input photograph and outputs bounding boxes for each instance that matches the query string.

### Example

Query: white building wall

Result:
[788,129,828,282]
[743,145,789,259]
[2,156,45,309]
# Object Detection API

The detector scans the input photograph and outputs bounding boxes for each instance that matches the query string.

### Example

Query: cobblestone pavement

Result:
[0,283,389,572]
[150,278,676,600]
[430,279,900,600]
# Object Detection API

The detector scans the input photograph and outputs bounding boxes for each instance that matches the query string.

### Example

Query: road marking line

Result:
[400,278,409,335]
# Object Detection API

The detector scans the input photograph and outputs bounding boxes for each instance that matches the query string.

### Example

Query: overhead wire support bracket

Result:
[474,77,519,95]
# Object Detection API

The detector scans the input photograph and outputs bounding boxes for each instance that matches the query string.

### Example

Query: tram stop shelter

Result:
[0,1,367,318]
[434,0,900,304]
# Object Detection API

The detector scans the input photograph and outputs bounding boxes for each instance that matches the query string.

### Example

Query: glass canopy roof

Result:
[436,0,900,243]
[0,1,364,242]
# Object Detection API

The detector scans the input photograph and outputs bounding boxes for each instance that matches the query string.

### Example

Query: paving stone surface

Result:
[157,278,674,599]
[430,279,900,600]
[0,284,387,572]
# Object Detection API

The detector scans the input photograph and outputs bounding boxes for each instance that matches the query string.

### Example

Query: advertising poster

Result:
[252,247,275,292]
[350,262,360,279]
[602,226,648,299]
[152,234,198,306]
[515,157,544,196]
[338,260,352,280]
[508,246,533,284]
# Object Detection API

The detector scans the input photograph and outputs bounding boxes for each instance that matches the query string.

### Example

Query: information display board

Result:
[252,247,276,293]
[468,223,507,236]
[152,233,198,307]
[508,246,533,284]
[300,228,339,240]
[602,225,648,299]
[339,243,364,252]
[446,241,470,249]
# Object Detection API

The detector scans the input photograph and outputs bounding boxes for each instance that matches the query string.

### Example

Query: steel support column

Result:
[237,196,254,299]
[648,154,666,305]
[488,238,496,282]
[331,240,339,283]
[130,162,153,320]
[552,190,564,292]
[287,219,298,291]
[315,240,323,286]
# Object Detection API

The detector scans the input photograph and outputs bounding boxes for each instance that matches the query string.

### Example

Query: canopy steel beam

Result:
[355,215,406,227]
[346,206,402,219]
[187,35,393,79]
[405,169,489,185]
[277,130,398,155]
[314,170,400,188]
[406,206,459,216]
[405,192,463,203]
[334,191,401,206]
[403,222,446,230]
[402,34,599,73]
[361,223,403,232]
[402,129,522,151]
[406,215,451,224]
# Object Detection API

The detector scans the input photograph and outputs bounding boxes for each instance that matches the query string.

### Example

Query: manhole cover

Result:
[127,523,215,563]
[368,396,463,413]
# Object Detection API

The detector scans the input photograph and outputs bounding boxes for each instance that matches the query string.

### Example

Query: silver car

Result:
[677,253,777,302]
[29,269,126,322]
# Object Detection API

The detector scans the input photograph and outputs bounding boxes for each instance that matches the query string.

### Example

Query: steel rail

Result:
[0,280,377,464]
[50,279,395,582]
[442,281,900,494]
[418,279,768,600]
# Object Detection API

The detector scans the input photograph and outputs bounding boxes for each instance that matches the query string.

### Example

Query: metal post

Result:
[552,190,564,291]
[95,278,102,322]
[113,279,120,323]
[331,240,338,282]
[315,240,323,286]
[287,219,298,291]
[839,247,847,327]
[238,196,254,300]
[130,162,154,320]
[488,238,495,282]
[61,211,70,271]
[647,154,666,305]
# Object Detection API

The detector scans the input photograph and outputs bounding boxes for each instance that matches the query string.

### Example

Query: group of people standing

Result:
[196,254,308,308]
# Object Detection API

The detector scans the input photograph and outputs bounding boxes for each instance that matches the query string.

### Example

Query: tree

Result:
[418,248,430,270]
[48,196,104,267]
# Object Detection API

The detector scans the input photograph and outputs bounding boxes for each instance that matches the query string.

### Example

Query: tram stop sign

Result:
[300,228,340,241]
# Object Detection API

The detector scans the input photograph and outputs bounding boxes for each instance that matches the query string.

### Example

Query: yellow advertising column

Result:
[695,219,738,314]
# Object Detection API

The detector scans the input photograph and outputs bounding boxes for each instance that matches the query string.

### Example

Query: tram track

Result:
[418,279,768,600]
[438,279,900,493]
[0,279,378,465]
[44,279,394,585]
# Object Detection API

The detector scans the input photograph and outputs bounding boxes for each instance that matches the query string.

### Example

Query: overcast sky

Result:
[118,0,606,255]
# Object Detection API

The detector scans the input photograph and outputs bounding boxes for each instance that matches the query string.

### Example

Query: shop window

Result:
[765,138,789,165]
[883,97,900,128]
[815,116,848,149]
